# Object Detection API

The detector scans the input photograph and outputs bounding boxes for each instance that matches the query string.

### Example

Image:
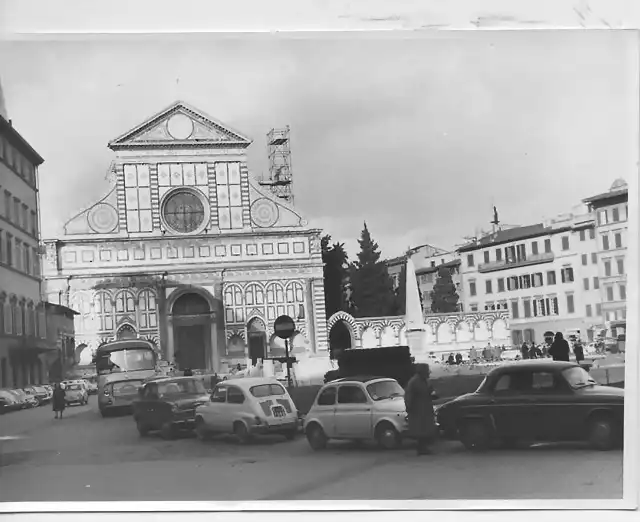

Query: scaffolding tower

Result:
[259,126,294,204]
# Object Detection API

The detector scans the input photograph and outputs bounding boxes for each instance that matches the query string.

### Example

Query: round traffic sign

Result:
[273,315,296,339]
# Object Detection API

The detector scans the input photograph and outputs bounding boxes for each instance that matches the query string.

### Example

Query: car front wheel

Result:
[306,423,328,450]
[195,417,211,441]
[234,421,251,444]
[375,422,401,450]
[161,422,177,440]
[460,419,492,452]
[136,419,150,437]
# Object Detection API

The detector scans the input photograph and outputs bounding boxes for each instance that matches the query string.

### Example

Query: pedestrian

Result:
[573,340,585,364]
[404,363,438,456]
[455,353,463,365]
[52,383,66,419]
[447,353,455,365]
[521,342,530,360]
[549,332,571,362]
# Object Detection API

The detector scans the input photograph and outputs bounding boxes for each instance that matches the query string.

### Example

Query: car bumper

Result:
[250,419,298,435]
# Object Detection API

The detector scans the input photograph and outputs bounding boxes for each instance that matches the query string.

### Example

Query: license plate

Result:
[271,405,286,418]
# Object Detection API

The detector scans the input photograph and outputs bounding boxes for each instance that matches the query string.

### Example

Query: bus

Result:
[95,339,163,417]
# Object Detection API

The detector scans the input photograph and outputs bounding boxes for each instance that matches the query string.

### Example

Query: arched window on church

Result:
[284,281,306,321]
[94,291,115,332]
[265,283,287,322]
[138,289,157,330]
[224,285,244,325]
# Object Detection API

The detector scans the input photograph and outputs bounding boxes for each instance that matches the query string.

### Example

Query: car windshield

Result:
[562,367,597,389]
[250,383,287,398]
[157,379,207,397]
[67,384,82,391]
[366,380,404,401]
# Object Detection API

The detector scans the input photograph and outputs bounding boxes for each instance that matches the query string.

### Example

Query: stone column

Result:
[210,318,219,372]
[166,316,175,363]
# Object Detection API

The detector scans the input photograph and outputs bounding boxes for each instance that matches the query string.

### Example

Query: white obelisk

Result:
[405,257,426,356]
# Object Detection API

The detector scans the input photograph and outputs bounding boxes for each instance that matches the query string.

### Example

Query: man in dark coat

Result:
[573,340,585,364]
[404,363,438,455]
[521,342,530,360]
[52,383,66,419]
[549,332,570,362]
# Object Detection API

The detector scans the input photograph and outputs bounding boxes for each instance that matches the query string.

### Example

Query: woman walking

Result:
[52,383,66,419]
[404,363,438,456]
[549,332,571,362]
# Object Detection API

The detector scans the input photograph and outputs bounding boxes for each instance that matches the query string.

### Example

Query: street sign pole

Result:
[285,338,292,389]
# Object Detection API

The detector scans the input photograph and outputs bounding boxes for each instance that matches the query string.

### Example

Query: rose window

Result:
[162,190,206,233]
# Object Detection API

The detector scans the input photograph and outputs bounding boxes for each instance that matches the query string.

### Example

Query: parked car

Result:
[29,386,51,404]
[21,388,43,406]
[84,380,98,395]
[65,383,89,405]
[0,389,21,413]
[436,360,624,451]
[9,389,36,408]
[304,376,409,451]
[133,376,211,439]
[194,377,299,444]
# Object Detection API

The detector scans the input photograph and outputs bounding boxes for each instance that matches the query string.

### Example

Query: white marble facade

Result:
[43,102,328,371]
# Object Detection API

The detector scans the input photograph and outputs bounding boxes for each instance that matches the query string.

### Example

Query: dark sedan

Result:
[436,360,623,451]
[132,376,211,440]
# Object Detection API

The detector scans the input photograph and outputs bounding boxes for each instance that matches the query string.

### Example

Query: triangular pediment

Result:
[108,101,252,150]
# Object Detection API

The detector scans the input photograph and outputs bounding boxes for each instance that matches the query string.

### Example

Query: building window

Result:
[560,267,574,283]
[497,278,505,292]
[531,241,538,255]
[619,284,626,301]
[566,294,575,314]
[507,276,519,291]
[523,299,531,318]
[579,229,585,241]
[483,251,490,264]
[511,300,519,319]
[585,304,592,317]
[581,254,588,266]
[484,303,495,311]
[591,252,597,264]
[604,259,611,277]
[467,254,474,267]
[593,277,599,289]
[215,162,243,230]
[598,209,608,226]
[505,246,516,263]
[532,273,543,287]
[5,233,12,266]
[485,280,492,294]
[470,304,478,312]
[15,239,22,270]
[617,258,625,275]
[430,261,436,268]
[495,249,502,262]
[469,281,476,296]
[546,270,556,285]
[561,236,569,251]
[595,303,602,316]
[589,228,595,239]
[533,297,559,317]
[517,244,526,261]
[519,274,531,289]
[614,233,622,249]
[583,278,589,291]
[602,234,609,251]
[605,286,614,302]
[30,210,37,236]
[544,239,551,253]
[4,191,11,221]
[21,204,28,231]
[612,207,619,222]
[24,244,30,274]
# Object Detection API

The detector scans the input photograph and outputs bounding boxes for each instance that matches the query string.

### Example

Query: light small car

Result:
[194,377,299,444]
[65,383,89,405]
[304,376,409,451]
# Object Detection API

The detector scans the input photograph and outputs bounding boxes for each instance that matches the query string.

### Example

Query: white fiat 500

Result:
[194,377,299,443]
[304,376,409,450]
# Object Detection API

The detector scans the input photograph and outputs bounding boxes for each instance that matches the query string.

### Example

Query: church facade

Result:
[43,102,328,372]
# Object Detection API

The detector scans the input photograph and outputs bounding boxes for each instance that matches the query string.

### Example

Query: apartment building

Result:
[0,111,50,387]
[387,244,462,313]
[457,210,602,345]
[583,179,629,336]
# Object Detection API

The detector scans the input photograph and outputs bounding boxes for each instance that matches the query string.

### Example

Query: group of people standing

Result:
[520,333,585,363]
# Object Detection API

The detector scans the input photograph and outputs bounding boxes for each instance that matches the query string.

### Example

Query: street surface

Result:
[0,398,623,501]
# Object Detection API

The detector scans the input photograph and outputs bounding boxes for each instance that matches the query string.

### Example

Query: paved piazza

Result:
[0,399,623,502]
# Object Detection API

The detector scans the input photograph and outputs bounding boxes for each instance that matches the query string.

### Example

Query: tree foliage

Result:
[430,265,459,314]
[321,234,350,318]
[349,223,397,318]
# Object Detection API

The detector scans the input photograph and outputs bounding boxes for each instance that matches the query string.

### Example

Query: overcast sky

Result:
[0,31,635,259]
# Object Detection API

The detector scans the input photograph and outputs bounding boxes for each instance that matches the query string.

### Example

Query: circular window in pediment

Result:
[161,188,208,234]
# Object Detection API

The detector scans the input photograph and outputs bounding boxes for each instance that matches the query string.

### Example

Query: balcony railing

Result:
[478,252,555,273]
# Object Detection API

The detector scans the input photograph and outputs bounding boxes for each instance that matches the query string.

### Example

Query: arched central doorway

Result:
[247,318,267,365]
[172,293,211,370]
